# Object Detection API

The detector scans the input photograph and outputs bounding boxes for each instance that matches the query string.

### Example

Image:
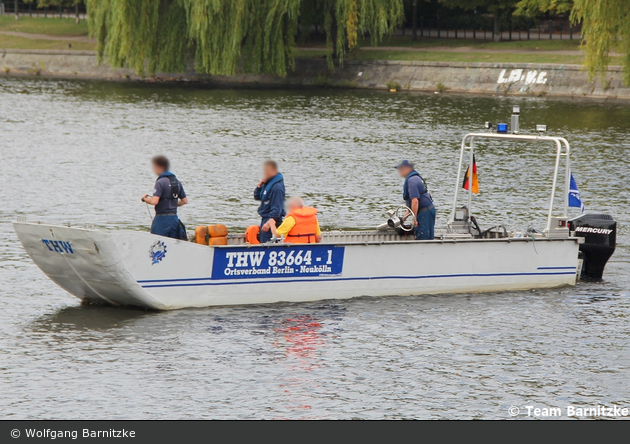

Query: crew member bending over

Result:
[142,155,188,239]
[395,159,436,240]
[270,196,322,244]
[254,160,286,243]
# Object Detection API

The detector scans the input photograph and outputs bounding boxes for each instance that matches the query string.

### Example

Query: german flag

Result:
[462,155,479,194]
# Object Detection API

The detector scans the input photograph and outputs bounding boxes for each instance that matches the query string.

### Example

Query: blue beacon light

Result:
[497,123,509,133]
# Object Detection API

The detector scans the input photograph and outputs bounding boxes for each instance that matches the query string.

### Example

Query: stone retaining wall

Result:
[1,49,628,99]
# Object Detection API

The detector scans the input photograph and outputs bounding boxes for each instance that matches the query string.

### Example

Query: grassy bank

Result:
[0,15,88,35]
[296,36,625,66]
[346,50,587,65]
[0,33,94,51]
[356,36,583,51]
[295,49,588,65]
[0,16,94,51]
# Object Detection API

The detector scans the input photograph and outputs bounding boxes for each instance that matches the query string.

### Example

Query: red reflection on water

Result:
[275,315,324,363]
[274,314,327,418]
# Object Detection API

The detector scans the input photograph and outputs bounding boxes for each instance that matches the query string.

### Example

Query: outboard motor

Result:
[569,214,617,280]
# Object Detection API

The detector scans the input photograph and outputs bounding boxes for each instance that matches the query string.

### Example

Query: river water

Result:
[1,78,629,419]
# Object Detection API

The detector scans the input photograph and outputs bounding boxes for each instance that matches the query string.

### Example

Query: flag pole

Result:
[546,139,563,233]
[561,138,571,217]
[467,138,475,212]
[451,136,469,223]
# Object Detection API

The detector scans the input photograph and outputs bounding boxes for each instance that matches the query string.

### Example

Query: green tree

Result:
[86,0,403,77]
[514,0,630,85]
[572,0,630,85]
[440,0,521,41]
[514,0,572,16]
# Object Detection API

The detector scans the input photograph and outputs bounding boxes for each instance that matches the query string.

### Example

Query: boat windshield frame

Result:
[449,132,571,234]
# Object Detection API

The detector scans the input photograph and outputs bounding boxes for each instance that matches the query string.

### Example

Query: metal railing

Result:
[452,132,571,234]
[0,1,87,19]
[399,18,581,41]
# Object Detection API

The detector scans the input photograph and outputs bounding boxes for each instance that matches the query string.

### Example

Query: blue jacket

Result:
[154,171,186,214]
[254,173,286,219]
[403,170,433,209]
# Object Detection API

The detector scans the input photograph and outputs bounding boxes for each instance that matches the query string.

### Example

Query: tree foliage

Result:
[514,0,572,16]
[33,0,83,6]
[87,0,404,76]
[572,0,630,85]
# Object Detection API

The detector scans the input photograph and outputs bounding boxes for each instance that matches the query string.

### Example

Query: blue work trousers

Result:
[415,206,436,240]
[151,215,181,239]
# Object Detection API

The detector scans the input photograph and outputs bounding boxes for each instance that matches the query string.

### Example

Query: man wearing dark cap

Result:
[396,160,436,240]
[142,155,188,239]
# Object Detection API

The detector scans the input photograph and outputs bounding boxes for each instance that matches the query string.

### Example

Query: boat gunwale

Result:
[13,222,583,249]
[216,236,583,248]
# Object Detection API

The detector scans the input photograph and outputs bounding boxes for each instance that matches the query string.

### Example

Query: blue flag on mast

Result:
[568,172,584,213]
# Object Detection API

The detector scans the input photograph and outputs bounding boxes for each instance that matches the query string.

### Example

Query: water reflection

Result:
[274,314,325,367]
[29,305,155,334]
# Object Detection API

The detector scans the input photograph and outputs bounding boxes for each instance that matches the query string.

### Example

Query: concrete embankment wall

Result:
[1,49,629,99]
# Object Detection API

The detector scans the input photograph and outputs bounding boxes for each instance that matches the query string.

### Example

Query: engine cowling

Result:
[568,214,617,280]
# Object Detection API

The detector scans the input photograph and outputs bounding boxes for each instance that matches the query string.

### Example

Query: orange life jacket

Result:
[245,225,260,245]
[285,207,319,244]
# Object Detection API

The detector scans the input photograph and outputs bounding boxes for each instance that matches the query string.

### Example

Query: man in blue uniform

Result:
[142,155,188,239]
[396,160,436,240]
[254,160,286,243]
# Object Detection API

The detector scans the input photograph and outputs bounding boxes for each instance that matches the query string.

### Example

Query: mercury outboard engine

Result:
[569,214,617,280]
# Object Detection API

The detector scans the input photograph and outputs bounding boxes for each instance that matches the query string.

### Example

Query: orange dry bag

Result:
[195,226,209,245]
[208,236,228,246]
[208,224,228,238]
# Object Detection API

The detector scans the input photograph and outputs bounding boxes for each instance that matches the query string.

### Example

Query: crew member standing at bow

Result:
[254,160,286,243]
[396,160,436,240]
[270,196,322,244]
[142,155,188,239]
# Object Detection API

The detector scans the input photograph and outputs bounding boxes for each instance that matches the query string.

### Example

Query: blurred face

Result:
[152,162,165,176]
[263,164,277,181]
[397,165,412,178]
[287,201,300,212]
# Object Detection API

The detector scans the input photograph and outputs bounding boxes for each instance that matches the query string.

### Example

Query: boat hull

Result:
[14,222,580,310]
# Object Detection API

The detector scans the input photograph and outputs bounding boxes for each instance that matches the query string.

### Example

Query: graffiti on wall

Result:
[497,69,547,85]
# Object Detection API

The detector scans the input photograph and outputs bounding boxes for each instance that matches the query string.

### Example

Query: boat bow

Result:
[13,222,166,309]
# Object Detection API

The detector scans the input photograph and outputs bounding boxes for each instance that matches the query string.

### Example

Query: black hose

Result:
[470,215,482,238]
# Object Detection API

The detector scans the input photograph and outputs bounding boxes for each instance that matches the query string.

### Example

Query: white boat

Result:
[13,108,617,310]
